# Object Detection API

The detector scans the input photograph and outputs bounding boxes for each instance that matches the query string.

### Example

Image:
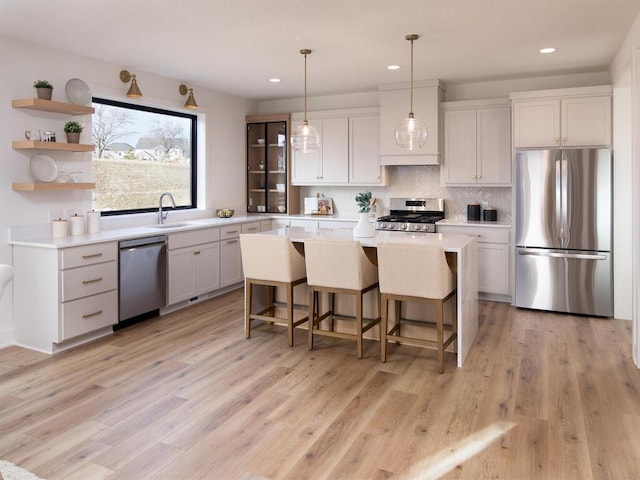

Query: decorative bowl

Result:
[216,209,234,218]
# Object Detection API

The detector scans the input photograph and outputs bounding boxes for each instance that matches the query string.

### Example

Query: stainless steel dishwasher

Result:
[119,235,167,322]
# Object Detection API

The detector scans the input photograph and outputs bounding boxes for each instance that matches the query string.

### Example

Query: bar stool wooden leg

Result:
[308,288,315,351]
[245,280,253,339]
[286,283,294,347]
[437,299,444,374]
[356,291,364,359]
[381,293,388,362]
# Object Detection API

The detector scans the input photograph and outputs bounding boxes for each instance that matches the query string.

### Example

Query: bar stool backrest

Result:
[377,242,455,299]
[0,264,14,300]
[304,238,378,290]
[240,234,306,283]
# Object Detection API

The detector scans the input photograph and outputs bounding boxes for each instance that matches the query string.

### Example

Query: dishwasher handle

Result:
[119,235,167,249]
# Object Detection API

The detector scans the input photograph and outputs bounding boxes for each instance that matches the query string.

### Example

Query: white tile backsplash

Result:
[298,165,512,223]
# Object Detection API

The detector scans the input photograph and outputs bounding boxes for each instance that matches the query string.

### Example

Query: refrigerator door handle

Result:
[554,155,563,245]
[517,249,607,261]
[561,150,570,247]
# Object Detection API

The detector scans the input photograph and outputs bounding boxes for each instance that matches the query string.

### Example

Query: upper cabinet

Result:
[378,79,445,165]
[246,114,299,214]
[510,85,612,148]
[291,107,384,186]
[440,98,511,186]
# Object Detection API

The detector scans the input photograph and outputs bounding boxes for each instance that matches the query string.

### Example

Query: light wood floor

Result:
[1,289,639,480]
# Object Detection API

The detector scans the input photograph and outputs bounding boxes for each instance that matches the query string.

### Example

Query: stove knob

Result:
[379,224,386,229]
[412,224,421,231]
[400,224,408,230]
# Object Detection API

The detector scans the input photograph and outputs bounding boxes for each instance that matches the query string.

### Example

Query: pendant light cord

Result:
[409,36,414,117]
[304,51,308,123]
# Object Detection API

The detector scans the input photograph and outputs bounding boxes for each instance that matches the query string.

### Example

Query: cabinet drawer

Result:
[220,224,242,240]
[61,261,117,302]
[438,225,510,244]
[61,242,117,269]
[241,222,261,234]
[61,290,118,341]
[169,227,220,250]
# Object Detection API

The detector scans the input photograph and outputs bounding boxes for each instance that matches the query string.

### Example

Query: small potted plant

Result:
[33,80,53,100]
[63,120,83,144]
[353,191,376,238]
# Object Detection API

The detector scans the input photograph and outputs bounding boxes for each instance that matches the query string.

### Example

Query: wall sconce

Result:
[119,70,143,98]
[179,84,198,110]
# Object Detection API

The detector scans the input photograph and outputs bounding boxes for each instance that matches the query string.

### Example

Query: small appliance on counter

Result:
[467,203,481,221]
[483,207,497,222]
[376,198,445,233]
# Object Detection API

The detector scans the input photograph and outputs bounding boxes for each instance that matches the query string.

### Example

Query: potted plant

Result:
[33,80,53,100]
[353,191,376,238]
[63,120,83,144]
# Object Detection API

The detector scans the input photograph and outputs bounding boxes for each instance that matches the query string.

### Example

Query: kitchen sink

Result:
[148,223,192,229]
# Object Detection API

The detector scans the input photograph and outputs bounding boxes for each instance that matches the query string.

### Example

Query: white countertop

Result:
[9,215,263,249]
[437,219,511,228]
[263,226,477,252]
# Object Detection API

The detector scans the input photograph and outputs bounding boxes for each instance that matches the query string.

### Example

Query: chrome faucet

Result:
[158,192,176,224]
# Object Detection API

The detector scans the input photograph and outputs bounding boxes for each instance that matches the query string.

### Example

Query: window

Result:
[91,98,197,215]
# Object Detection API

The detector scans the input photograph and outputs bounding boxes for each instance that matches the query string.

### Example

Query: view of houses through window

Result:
[91,98,197,215]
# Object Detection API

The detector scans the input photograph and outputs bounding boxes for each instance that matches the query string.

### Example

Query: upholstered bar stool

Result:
[304,237,380,359]
[377,242,457,373]
[0,264,14,300]
[240,234,308,347]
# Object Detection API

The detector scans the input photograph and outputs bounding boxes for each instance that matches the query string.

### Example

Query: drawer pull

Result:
[194,251,201,255]
[82,253,103,259]
[227,230,238,234]
[82,310,103,319]
[226,239,239,244]
[82,277,103,285]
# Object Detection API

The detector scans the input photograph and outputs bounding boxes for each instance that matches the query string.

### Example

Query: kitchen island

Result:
[260,227,478,367]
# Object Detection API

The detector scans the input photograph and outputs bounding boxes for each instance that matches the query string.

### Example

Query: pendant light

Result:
[394,34,428,150]
[291,49,320,153]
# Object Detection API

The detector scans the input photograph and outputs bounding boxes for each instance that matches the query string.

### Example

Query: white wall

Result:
[0,35,255,345]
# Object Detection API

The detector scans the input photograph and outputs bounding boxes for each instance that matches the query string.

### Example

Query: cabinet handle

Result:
[227,230,238,234]
[554,137,561,143]
[562,137,567,142]
[194,251,201,255]
[82,277,103,285]
[82,310,103,319]
[82,253,103,259]
[226,239,239,244]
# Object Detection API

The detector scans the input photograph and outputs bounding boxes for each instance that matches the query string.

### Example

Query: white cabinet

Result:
[291,108,383,186]
[168,228,221,305]
[291,117,349,184]
[220,224,243,287]
[441,99,511,186]
[349,115,383,184]
[511,86,612,148]
[437,224,511,299]
[378,80,445,165]
[13,242,118,353]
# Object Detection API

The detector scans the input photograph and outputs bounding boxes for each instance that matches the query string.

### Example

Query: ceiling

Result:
[1,0,639,100]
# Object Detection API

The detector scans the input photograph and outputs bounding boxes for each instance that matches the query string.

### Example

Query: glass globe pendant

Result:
[291,49,319,153]
[394,34,428,150]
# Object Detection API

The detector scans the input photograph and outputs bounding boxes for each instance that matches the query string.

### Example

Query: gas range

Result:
[376,198,445,234]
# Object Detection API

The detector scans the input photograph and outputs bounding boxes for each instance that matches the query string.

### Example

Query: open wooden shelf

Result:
[12,182,95,191]
[12,140,94,152]
[12,98,94,115]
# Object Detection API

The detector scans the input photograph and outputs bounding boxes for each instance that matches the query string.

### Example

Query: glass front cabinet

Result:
[246,114,298,214]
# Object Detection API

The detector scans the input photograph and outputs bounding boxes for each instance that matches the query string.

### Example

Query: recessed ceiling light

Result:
[539,47,557,54]
[269,78,281,83]
[387,65,401,70]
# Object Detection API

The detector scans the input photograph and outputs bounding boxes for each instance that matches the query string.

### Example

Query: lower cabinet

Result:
[437,224,511,299]
[220,224,243,287]
[13,241,118,353]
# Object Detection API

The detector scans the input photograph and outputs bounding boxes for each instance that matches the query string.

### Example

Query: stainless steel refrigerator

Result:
[515,148,612,316]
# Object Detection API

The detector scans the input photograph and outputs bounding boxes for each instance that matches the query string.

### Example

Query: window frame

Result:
[91,97,198,217]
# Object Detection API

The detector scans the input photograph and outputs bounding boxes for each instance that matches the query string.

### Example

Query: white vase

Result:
[353,212,376,238]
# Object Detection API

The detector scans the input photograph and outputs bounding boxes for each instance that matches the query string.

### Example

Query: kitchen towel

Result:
[69,214,85,235]
[87,210,101,234]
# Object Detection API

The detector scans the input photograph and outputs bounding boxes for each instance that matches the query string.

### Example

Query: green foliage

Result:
[355,191,373,213]
[33,80,53,89]
[63,121,83,133]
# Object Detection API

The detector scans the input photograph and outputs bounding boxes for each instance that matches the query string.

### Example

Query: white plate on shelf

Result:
[30,154,58,182]
[65,78,92,105]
